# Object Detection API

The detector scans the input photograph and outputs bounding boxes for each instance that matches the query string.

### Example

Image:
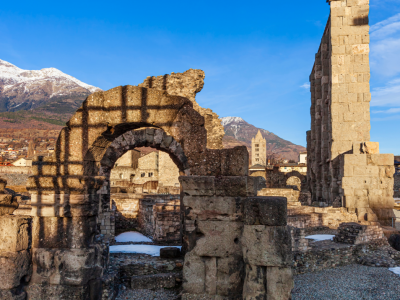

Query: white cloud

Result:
[371,78,400,106]
[370,13,400,77]
[371,13,400,39]
[300,83,310,89]
[372,107,400,114]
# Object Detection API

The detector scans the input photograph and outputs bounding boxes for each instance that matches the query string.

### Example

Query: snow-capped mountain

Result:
[0,59,101,112]
[220,116,305,161]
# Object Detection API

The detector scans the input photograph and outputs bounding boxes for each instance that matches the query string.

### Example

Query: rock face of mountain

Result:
[0,59,101,114]
[221,116,305,162]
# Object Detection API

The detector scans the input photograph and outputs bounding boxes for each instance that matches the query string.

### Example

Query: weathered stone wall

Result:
[180,176,293,300]
[0,173,30,186]
[24,69,291,299]
[0,215,32,300]
[307,0,394,225]
[293,239,393,275]
[288,206,358,229]
[112,193,140,232]
[139,69,225,149]
[0,166,32,174]
[153,202,181,244]
[138,195,180,241]
[333,222,384,244]
[258,188,301,207]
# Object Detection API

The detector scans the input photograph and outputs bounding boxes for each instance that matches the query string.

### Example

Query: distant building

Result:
[251,130,267,166]
[110,150,180,188]
[12,157,33,167]
[278,163,307,174]
[299,152,307,165]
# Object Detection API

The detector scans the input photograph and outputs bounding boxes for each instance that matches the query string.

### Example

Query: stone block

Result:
[0,215,31,253]
[241,225,291,267]
[31,246,105,286]
[353,141,379,154]
[130,273,178,290]
[243,197,287,226]
[183,196,243,221]
[353,166,379,177]
[180,176,215,196]
[343,154,367,166]
[31,194,99,217]
[183,252,205,294]
[32,216,96,249]
[194,221,242,257]
[242,264,266,299]
[216,256,244,297]
[0,289,26,300]
[266,267,294,300]
[0,250,31,290]
[369,154,394,166]
[160,247,181,258]
[0,194,18,216]
[219,147,249,177]
[214,176,265,197]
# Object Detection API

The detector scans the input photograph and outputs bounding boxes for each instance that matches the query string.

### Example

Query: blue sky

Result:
[1,0,400,154]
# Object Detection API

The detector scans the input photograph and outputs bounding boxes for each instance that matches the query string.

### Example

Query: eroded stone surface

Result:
[0,250,31,290]
[139,69,225,150]
[0,215,31,252]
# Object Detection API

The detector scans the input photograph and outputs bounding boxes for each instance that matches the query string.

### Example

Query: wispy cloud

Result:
[300,83,310,89]
[371,13,400,39]
[371,77,400,106]
[370,13,400,77]
[372,107,400,114]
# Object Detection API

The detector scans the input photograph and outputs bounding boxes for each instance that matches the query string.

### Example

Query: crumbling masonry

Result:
[0,70,294,299]
[307,0,395,225]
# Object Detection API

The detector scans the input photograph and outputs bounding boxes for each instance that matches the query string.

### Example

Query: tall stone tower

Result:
[251,130,267,166]
[307,0,394,225]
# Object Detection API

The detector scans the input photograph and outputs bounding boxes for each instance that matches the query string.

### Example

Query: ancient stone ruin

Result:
[1,0,399,299]
[0,70,293,299]
[307,0,395,226]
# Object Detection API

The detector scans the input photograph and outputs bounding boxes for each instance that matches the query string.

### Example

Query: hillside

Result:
[221,117,305,162]
[0,59,101,126]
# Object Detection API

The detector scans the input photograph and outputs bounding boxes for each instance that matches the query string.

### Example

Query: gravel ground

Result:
[116,288,179,300]
[292,264,400,300]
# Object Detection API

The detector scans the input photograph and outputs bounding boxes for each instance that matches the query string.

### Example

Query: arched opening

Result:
[91,127,186,248]
[286,176,301,191]
[23,81,279,300]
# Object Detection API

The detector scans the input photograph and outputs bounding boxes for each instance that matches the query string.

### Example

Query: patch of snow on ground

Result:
[109,245,181,256]
[305,234,335,241]
[115,231,152,243]
[389,267,400,276]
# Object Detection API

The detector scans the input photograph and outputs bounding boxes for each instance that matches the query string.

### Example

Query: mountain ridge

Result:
[0,59,101,113]
[221,116,305,162]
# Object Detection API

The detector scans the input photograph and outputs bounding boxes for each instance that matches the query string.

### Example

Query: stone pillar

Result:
[180,176,293,300]
[0,215,32,300]
[242,198,293,300]
[26,175,107,299]
[307,0,395,222]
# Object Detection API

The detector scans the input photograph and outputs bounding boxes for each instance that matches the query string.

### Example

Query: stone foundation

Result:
[180,176,293,300]
[333,222,384,244]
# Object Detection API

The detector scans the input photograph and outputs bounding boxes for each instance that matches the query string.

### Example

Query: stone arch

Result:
[20,72,295,299]
[284,171,307,191]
